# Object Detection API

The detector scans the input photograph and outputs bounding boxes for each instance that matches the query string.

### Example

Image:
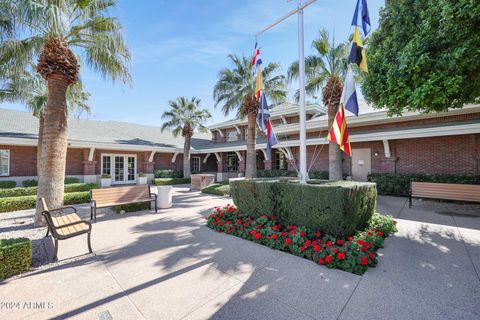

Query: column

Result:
[263,160,272,171]
[82,149,97,183]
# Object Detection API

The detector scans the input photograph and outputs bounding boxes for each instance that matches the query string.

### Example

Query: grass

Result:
[202,181,230,196]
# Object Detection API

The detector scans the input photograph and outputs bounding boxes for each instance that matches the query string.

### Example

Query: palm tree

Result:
[0,69,91,174]
[213,54,286,178]
[0,0,131,226]
[161,97,211,178]
[288,29,348,180]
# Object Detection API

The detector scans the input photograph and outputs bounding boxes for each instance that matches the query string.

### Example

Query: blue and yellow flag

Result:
[349,26,368,73]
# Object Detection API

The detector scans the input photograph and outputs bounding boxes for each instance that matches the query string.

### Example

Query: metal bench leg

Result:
[87,232,93,254]
[90,206,94,220]
[409,195,412,208]
[45,228,49,237]
[155,200,158,213]
[53,238,59,262]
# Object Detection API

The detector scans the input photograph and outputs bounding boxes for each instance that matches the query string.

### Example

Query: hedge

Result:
[230,179,377,238]
[0,183,99,199]
[257,170,329,180]
[202,182,230,196]
[0,238,32,279]
[20,177,81,188]
[154,170,183,178]
[0,191,91,213]
[114,202,150,213]
[367,173,480,196]
[0,181,17,189]
[154,178,191,185]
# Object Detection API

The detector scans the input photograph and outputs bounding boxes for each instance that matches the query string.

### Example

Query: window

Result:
[275,151,286,170]
[0,150,10,176]
[191,157,200,173]
[226,131,238,142]
[127,156,135,181]
[102,156,111,175]
[226,152,239,172]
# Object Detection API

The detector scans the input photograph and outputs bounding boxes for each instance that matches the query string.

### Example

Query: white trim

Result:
[233,125,241,135]
[87,147,95,162]
[0,149,10,177]
[101,153,137,185]
[280,116,288,125]
[383,140,391,158]
[203,153,211,164]
[214,152,222,162]
[234,151,243,162]
[215,129,224,138]
[171,152,179,163]
[148,150,156,162]
[259,149,267,159]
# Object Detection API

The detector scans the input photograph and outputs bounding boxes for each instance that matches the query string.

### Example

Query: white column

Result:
[298,6,308,184]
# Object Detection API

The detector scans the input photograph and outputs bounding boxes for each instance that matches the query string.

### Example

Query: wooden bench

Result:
[40,198,93,261]
[409,182,480,207]
[90,185,157,221]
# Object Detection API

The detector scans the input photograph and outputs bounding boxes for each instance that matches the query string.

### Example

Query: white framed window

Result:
[102,155,111,175]
[101,153,137,184]
[226,131,238,142]
[275,151,286,170]
[226,152,239,172]
[191,156,200,173]
[0,150,10,176]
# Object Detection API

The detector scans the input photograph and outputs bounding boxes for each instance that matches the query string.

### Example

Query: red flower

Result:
[337,252,346,260]
[300,231,305,237]
[325,241,333,248]
[360,256,368,266]
[251,230,257,235]
[300,246,305,252]
[360,247,367,252]
[281,231,288,237]
[319,258,325,265]
[237,219,242,224]
[304,240,311,247]
[257,224,262,229]
[347,236,353,241]
[325,255,332,263]
[312,240,318,246]
[333,248,339,254]
[266,236,270,240]
[285,238,292,246]
[315,231,321,238]
[254,233,262,240]
[368,252,376,259]
[226,227,231,233]
[246,232,251,236]
[336,240,343,245]
[377,231,383,237]
[368,232,373,236]
[271,234,278,240]
[288,225,297,230]
[272,226,278,231]
[313,245,321,252]
[290,229,296,235]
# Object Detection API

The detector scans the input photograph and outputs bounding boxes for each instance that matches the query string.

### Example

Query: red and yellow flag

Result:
[327,105,352,157]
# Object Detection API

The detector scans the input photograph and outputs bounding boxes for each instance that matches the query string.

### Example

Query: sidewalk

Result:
[0,189,479,320]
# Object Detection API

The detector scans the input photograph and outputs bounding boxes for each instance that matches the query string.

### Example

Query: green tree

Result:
[0,69,91,174]
[213,54,286,178]
[362,0,480,115]
[0,0,131,226]
[288,29,349,180]
[161,97,211,178]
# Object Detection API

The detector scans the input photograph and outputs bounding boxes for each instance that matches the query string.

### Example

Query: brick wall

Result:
[0,145,37,176]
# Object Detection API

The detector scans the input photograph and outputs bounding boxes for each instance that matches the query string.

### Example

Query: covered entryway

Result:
[351,148,371,181]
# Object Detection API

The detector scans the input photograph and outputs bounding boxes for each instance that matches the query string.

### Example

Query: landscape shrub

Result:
[230,179,376,237]
[154,178,191,185]
[201,182,230,196]
[22,179,38,187]
[114,202,150,213]
[0,183,99,199]
[368,173,480,196]
[0,238,32,279]
[0,181,17,189]
[207,204,397,275]
[257,170,329,180]
[154,170,183,178]
[64,177,80,184]
[0,191,91,213]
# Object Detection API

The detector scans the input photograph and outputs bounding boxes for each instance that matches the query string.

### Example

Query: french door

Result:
[102,154,136,184]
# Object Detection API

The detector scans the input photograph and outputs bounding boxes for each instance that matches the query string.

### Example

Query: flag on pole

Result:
[349,26,368,72]
[351,0,371,36]
[327,105,352,157]
[255,65,264,100]
[257,93,277,160]
[251,42,262,77]
[342,66,359,116]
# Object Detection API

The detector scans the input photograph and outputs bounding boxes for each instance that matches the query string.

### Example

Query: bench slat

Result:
[91,185,153,208]
[52,213,87,236]
[411,182,480,203]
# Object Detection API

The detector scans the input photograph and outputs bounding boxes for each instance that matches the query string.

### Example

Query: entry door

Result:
[111,155,136,184]
[114,156,125,183]
[351,148,371,181]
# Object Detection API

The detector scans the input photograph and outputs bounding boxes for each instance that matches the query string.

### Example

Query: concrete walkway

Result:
[0,188,479,320]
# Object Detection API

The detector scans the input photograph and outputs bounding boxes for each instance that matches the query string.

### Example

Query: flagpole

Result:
[255,0,316,184]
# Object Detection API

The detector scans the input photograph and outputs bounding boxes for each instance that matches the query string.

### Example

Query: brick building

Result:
[0,102,479,186]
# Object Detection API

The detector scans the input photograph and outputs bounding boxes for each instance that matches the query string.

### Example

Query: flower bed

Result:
[207,204,397,275]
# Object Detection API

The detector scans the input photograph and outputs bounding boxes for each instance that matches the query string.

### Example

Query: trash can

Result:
[157,185,173,209]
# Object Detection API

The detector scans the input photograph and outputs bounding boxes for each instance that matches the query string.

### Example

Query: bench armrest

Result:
[48,206,77,215]
[90,199,97,207]
[150,193,158,200]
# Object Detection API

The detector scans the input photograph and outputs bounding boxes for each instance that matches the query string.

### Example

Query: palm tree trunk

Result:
[328,102,343,181]
[36,111,45,175]
[183,135,191,178]
[34,74,69,227]
[245,112,257,178]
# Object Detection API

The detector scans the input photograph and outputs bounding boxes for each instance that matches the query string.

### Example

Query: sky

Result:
[2,0,385,127]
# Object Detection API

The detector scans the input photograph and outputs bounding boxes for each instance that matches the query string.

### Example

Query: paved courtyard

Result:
[0,187,479,320]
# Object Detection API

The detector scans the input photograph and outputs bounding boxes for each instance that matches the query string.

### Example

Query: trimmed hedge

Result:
[230,179,377,237]
[257,170,329,180]
[368,173,480,196]
[202,182,230,196]
[22,179,38,187]
[64,177,80,184]
[0,238,32,279]
[0,191,91,213]
[154,170,183,178]
[0,181,17,189]
[154,178,191,185]
[0,183,99,199]
[114,202,150,213]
